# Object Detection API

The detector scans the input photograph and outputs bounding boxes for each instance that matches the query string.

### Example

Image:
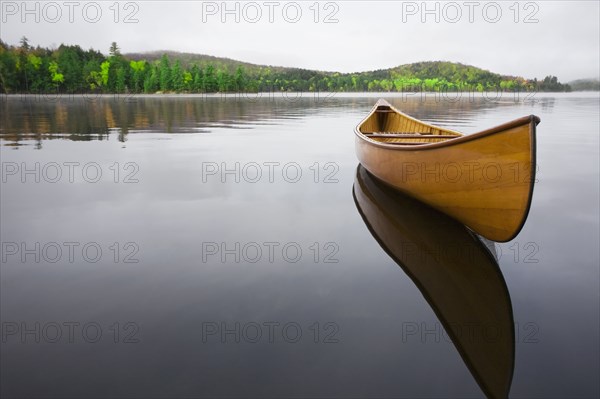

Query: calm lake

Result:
[1,92,599,398]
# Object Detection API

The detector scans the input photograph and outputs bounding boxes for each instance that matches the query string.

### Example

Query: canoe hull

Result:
[355,101,538,242]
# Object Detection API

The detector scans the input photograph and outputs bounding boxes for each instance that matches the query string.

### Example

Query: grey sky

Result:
[1,1,598,81]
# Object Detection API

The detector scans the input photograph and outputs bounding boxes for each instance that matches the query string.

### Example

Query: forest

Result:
[0,39,573,94]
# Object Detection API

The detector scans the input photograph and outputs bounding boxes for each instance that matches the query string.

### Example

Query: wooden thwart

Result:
[380,142,430,146]
[365,133,459,139]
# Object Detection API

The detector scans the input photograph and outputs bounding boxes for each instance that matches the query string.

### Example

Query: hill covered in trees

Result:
[0,39,574,94]
[568,79,600,91]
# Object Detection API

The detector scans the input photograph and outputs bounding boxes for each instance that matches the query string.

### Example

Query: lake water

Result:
[1,92,599,398]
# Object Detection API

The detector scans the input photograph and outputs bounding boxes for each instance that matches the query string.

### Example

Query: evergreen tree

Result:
[159,54,170,92]
[171,60,184,92]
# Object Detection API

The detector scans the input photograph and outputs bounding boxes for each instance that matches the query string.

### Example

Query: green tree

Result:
[216,69,230,92]
[48,61,64,89]
[56,45,85,91]
[171,60,184,92]
[19,36,30,51]
[109,42,121,57]
[191,64,203,92]
[100,60,110,87]
[143,64,159,93]
[130,60,146,92]
[159,54,171,91]
[235,66,245,91]
[380,79,393,91]
[204,64,217,92]
[0,42,19,92]
[115,66,126,92]
[183,71,193,91]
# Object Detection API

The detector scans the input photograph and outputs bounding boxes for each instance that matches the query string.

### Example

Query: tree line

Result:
[0,39,572,94]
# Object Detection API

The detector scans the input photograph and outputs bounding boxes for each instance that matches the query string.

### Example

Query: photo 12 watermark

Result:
[1,1,141,24]
[376,240,540,265]
[392,161,538,185]
[497,241,540,264]
[4,90,339,104]
[201,321,340,343]
[201,161,339,184]
[395,85,539,104]
[1,162,140,184]
[9,90,138,104]
[201,241,339,264]
[400,1,540,24]
[1,321,141,344]
[1,241,140,264]
[200,1,340,24]
[401,321,540,344]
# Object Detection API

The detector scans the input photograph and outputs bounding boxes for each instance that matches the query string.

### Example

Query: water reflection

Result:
[353,164,514,399]
[1,93,535,148]
[0,94,324,146]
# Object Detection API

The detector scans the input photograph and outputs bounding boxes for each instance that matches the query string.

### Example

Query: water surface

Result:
[1,93,599,398]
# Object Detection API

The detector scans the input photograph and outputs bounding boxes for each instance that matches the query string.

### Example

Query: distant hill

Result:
[568,79,600,91]
[123,51,565,92]
[125,51,508,81]
[124,50,269,74]
[0,40,573,93]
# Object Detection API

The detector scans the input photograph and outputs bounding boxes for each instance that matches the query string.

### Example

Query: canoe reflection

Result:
[353,164,514,399]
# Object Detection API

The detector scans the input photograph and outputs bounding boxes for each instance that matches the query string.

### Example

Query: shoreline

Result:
[1,91,596,99]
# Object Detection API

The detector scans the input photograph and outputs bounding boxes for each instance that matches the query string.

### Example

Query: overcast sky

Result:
[1,1,598,81]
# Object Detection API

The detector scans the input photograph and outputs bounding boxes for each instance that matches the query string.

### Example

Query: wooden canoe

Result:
[353,164,515,399]
[355,99,539,242]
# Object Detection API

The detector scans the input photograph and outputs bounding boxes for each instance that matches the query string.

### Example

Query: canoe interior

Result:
[358,103,462,145]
